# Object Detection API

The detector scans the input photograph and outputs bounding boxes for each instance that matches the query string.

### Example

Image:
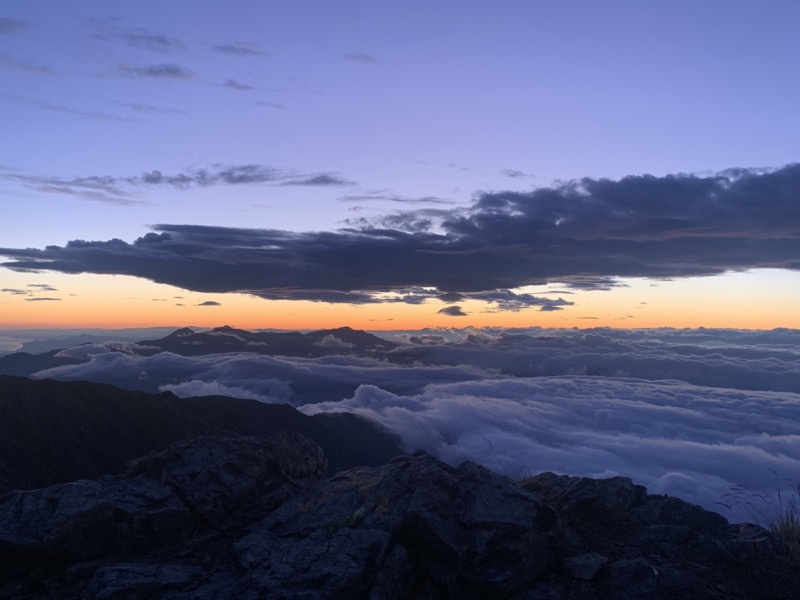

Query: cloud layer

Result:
[34,348,492,405]
[304,376,800,524]
[2,164,799,304]
[15,325,800,523]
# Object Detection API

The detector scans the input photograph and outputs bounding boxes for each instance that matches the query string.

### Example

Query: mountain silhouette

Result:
[0,375,401,494]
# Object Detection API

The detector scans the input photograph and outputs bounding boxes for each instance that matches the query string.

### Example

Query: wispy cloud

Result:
[25,297,61,302]
[2,284,58,297]
[281,174,353,187]
[214,42,268,57]
[257,101,285,110]
[342,51,380,65]
[1,171,142,205]
[90,20,184,54]
[123,30,184,53]
[1,163,355,204]
[141,164,278,186]
[500,168,535,179]
[339,193,457,205]
[223,78,254,91]
[197,300,221,306]
[0,53,55,75]
[117,63,194,80]
[1,93,132,122]
[0,17,27,35]
[114,101,183,115]
[141,165,352,187]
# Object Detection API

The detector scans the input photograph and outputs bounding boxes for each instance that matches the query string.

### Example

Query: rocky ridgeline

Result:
[1,433,797,599]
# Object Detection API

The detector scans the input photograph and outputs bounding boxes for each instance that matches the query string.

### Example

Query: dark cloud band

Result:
[1,164,799,307]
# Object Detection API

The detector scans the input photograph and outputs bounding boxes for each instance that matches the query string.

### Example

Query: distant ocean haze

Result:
[0,328,183,355]
[0,335,24,353]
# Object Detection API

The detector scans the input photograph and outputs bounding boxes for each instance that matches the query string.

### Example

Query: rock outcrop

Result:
[1,434,797,599]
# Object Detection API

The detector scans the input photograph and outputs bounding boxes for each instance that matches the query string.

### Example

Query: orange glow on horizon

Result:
[1,270,799,331]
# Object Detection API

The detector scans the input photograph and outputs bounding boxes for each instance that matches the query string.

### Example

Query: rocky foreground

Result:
[1,432,798,599]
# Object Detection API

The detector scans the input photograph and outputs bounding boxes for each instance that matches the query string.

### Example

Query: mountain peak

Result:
[211,325,248,335]
[167,327,195,338]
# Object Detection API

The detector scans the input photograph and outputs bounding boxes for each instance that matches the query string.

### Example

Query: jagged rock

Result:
[521,472,799,599]
[1,441,798,599]
[262,429,328,484]
[85,562,203,600]
[565,552,608,580]
[125,432,326,527]
[0,432,326,597]
[0,476,191,565]
[236,452,548,598]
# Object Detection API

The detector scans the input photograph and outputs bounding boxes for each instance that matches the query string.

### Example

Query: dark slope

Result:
[0,349,82,377]
[0,375,401,494]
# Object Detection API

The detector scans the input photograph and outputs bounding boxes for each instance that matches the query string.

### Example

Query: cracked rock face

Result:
[236,452,549,598]
[1,436,798,599]
[0,432,324,568]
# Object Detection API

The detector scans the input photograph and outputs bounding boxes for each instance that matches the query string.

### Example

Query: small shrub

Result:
[769,510,800,565]
[716,473,800,562]
[715,484,777,525]
[767,478,800,565]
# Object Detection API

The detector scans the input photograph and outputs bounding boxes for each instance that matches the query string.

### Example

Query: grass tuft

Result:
[768,478,800,565]
[769,510,800,564]
[717,471,800,566]
[716,473,800,564]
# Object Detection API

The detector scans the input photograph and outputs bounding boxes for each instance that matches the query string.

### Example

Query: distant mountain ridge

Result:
[136,324,397,357]
[0,375,402,495]
[0,326,398,378]
[0,348,85,378]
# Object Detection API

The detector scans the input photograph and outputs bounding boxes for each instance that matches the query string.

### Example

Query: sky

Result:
[1,0,799,330]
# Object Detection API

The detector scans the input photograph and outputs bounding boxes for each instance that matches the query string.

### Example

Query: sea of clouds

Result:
[29,327,800,523]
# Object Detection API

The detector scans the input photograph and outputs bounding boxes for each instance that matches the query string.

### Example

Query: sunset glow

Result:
[2,269,799,331]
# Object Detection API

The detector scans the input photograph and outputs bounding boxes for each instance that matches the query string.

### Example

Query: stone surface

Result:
[565,552,608,580]
[0,476,191,564]
[125,432,326,527]
[236,451,548,599]
[1,439,798,599]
